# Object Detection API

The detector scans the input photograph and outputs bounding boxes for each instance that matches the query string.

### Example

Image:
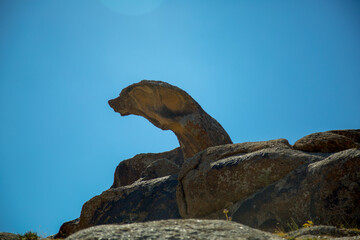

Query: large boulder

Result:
[293,129,360,153]
[176,139,325,218]
[230,148,360,232]
[108,80,232,159]
[65,219,283,240]
[112,147,183,188]
[55,175,180,238]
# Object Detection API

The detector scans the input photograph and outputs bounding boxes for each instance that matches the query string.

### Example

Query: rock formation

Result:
[230,148,360,231]
[293,129,360,153]
[54,80,360,239]
[108,80,232,159]
[65,219,283,240]
[55,175,180,238]
[112,147,183,188]
[176,139,325,218]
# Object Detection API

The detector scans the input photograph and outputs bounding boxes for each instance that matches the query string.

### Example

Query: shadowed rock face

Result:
[111,147,183,188]
[108,80,232,159]
[55,175,181,238]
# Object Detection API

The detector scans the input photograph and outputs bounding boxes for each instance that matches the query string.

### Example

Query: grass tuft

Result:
[17,231,40,240]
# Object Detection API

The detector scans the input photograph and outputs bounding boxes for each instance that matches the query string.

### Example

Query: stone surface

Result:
[108,80,232,159]
[288,225,360,239]
[293,129,360,153]
[55,175,180,238]
[0,232,18,240]
[65,219,283,240]
[329,129,360,143]
[231,148,360,232]
[177,139,325,218]
[112,147,183,188]
[140,158,180,181]
[294,236,360,240]
[55,218,81,239]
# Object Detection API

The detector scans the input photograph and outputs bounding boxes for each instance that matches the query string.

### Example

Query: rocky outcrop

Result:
[65,219,283,240]
[230,148,360,231]
[55,80,360,239]
[57,129,360,238]
[293,129,360,153]
[108,80,232,159]
[112,147,183,188]
[56,175,180,238]
[287,225,360,239]
[176,139,325,218]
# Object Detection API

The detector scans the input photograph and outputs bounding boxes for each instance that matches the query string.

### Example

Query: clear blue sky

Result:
[1,0,359,236]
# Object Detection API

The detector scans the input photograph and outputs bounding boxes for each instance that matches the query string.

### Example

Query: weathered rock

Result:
[293,129,360,153]
[55,218,81,239]
[293,235,360,240]
[111,147,183,188]
[287,225,360,239]
[65,219,283,240]
[0,232,19,240]
[231,148,360,232]
[56,175,181,238]
[179,139,292,178]
[140,158,180,181]
[329,129,360,143]
[108,80,232,159]
[177,139,325,218]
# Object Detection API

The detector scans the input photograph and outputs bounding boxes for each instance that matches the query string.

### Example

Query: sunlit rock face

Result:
[293,129,360,153]
[108,80,233,159]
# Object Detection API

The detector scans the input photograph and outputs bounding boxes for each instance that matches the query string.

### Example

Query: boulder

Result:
[65,219,283,240]
[56,175,180,238]
[112,147,183,188]
[293,129,360,153]
[176,139,325,218]
[108,80,232,159]
[230,148,360,232]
